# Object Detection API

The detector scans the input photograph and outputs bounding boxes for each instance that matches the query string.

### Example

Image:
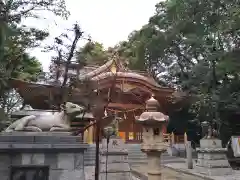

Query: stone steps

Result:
[83,144,185,166]
[84,144,148,166]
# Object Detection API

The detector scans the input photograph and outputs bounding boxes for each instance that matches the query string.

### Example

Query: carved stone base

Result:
[99,137,132,180]
[0,132,88,180]
[195,139,232,176]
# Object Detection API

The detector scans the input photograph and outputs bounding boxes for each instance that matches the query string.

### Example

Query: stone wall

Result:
[0,132,88,180]
[0,152,85,180]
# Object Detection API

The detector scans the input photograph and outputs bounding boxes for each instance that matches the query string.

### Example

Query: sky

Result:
[23,0,160,71]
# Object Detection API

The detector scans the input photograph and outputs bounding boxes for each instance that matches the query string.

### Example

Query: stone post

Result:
[99,137,132,180]
[186,141,193,169]
[171,132,175,145]
[84,129,88,143]
[88,121,94,144]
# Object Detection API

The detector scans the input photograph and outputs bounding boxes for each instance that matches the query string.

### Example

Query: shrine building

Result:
[9,55,183,144]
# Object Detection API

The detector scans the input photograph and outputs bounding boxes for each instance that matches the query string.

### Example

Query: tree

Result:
[0,0,69,118]
[114,30,149,71]
[110,0,240,143]
[4,0,69,23]
[47,23,89,103]
[77,41,109,66]
[1,0,69,83]
[131,0,240,143]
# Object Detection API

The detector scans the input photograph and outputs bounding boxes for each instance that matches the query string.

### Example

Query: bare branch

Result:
[61,24,83,87]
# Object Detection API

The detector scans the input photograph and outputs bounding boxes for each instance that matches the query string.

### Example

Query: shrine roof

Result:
[91,71,161,88]
[77,57,167,89]
[79,58,126,80]
[8,55,184,110]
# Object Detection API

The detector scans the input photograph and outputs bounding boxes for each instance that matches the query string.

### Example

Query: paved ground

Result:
[84,166,95,180]
[85,166,140,180]
[85,165,204,180]
[131,164,206,180]
[84,154,193,180]
[85,163,240,180]
[84,147,240,180]
[159,153,187,164]
[128,152,187,166]
[165,163,240,180]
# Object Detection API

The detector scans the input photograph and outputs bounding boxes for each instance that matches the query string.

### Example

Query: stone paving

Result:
[85,166,138,180]
[83,144,240,180]
[84,164,208,180]
[84,166,95,180]
[131,164,206,180]
[85,163,240,180]
[165,163,240,180]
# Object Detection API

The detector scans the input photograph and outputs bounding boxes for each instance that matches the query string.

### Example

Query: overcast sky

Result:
[23,0,160,71]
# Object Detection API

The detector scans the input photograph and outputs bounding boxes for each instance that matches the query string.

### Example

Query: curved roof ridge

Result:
[79,56,127,80]
[79,59,114,80]
[91,71,163,89]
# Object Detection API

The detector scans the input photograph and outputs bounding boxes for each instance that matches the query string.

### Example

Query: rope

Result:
[106,106,145,113]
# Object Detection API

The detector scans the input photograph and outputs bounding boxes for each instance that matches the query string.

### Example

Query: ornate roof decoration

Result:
[79,52,126,80]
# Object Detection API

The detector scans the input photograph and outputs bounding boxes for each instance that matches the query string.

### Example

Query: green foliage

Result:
[149,0,239,139]
[77,42,109,66]
[114,30,147,71]
[6,0,69,23]
[0,0,70,117]
[114,0,240,141]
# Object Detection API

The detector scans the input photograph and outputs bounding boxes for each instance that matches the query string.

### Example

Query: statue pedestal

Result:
[145,150,164,180]
[99,137,132,180]
[195,139,232,176]
[0,132,88,180]
[141,143,167,180]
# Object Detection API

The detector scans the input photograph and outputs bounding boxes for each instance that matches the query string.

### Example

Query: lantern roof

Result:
[136,95,169,125]
[146,95,160,112]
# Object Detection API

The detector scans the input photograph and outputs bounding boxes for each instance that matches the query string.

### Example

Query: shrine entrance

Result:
[118,111,143,143]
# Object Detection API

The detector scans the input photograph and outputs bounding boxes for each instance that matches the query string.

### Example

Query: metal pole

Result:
[105,136,110,180]
[95,117,101,180]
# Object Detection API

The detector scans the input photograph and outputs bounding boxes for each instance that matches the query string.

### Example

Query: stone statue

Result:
[102,116,121,138]
[110,116,121,136]
[202,124,218,139]
[4,102,84,132]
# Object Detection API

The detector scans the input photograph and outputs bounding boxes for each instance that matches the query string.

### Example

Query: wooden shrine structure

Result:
[9,55,183,144]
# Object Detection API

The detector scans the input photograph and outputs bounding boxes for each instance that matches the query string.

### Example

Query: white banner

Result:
[231,136,240,157]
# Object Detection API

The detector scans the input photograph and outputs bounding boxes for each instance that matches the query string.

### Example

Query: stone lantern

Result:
[136,95,169,180]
